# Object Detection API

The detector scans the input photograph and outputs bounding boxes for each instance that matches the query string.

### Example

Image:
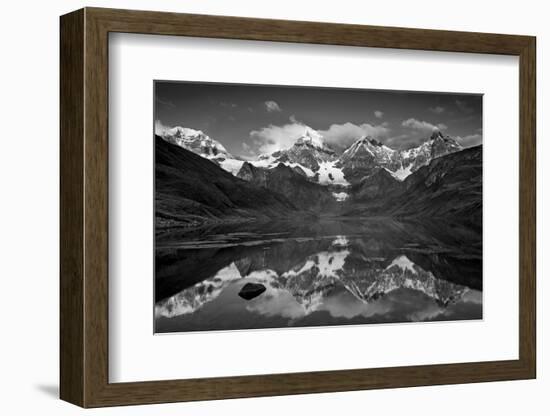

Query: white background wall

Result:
[0,0,546,414]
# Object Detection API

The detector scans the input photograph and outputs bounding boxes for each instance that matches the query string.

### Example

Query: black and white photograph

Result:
[154,81,483,333]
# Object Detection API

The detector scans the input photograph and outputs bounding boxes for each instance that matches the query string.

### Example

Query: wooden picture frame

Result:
[60,7,536,408]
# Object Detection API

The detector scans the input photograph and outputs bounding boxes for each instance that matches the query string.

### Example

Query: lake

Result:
[154,218,482,333]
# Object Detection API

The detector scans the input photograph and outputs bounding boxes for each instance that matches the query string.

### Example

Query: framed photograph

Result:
[60,7,536,408]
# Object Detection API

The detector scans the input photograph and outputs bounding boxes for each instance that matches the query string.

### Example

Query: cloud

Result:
[250,122,307,154]
[401,118,447,132]
[264,100,282,112]
[429,106,445,114]
[319,122,390,151]
[374,110,384,119]
[250,120,391,155]
[289,114,299,123]
[384,134,423,149]
[456,133,482,147]
[154,120,170,136]
[155,97,175,108]
[240,142,257,159]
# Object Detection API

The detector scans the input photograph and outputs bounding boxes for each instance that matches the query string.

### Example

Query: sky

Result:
[154,81,482,158]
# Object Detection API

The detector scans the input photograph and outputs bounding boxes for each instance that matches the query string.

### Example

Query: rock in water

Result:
[238,283,267,300]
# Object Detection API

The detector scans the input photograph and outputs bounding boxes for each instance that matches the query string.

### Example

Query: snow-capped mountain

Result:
[398,130,463,175]
[267,126,337,171]
[294,126,327,150]
[158,126,250,175]
[251,128,463,187]
[337,132,463,183]
[158,124,465,197]
[336,137,401,184]
[340,137,399,169]
[159,126,234,159]
[240,126,349,188]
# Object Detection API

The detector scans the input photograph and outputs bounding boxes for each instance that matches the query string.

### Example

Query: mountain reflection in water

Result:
[154,218,482,333]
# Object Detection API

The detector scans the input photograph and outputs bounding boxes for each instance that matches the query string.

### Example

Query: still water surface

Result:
[155,218,482,333]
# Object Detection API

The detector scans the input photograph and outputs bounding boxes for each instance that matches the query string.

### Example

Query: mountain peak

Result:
[342,136,394,159]
[430,130,445,141]
[428,130,462,147]
[294,126,327,150]
[354,136,382,146]
[159,125,232,159]
[367,137,383,147]
[257,126,336,172]
[166,126,204,138]
[430,131,463,158]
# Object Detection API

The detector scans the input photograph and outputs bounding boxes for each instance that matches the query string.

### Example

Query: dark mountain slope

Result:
[344,145,482,226]
[237,162,337,211]
[393,145,482,224]
[155,135,298,228]
[351,168,403,203]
